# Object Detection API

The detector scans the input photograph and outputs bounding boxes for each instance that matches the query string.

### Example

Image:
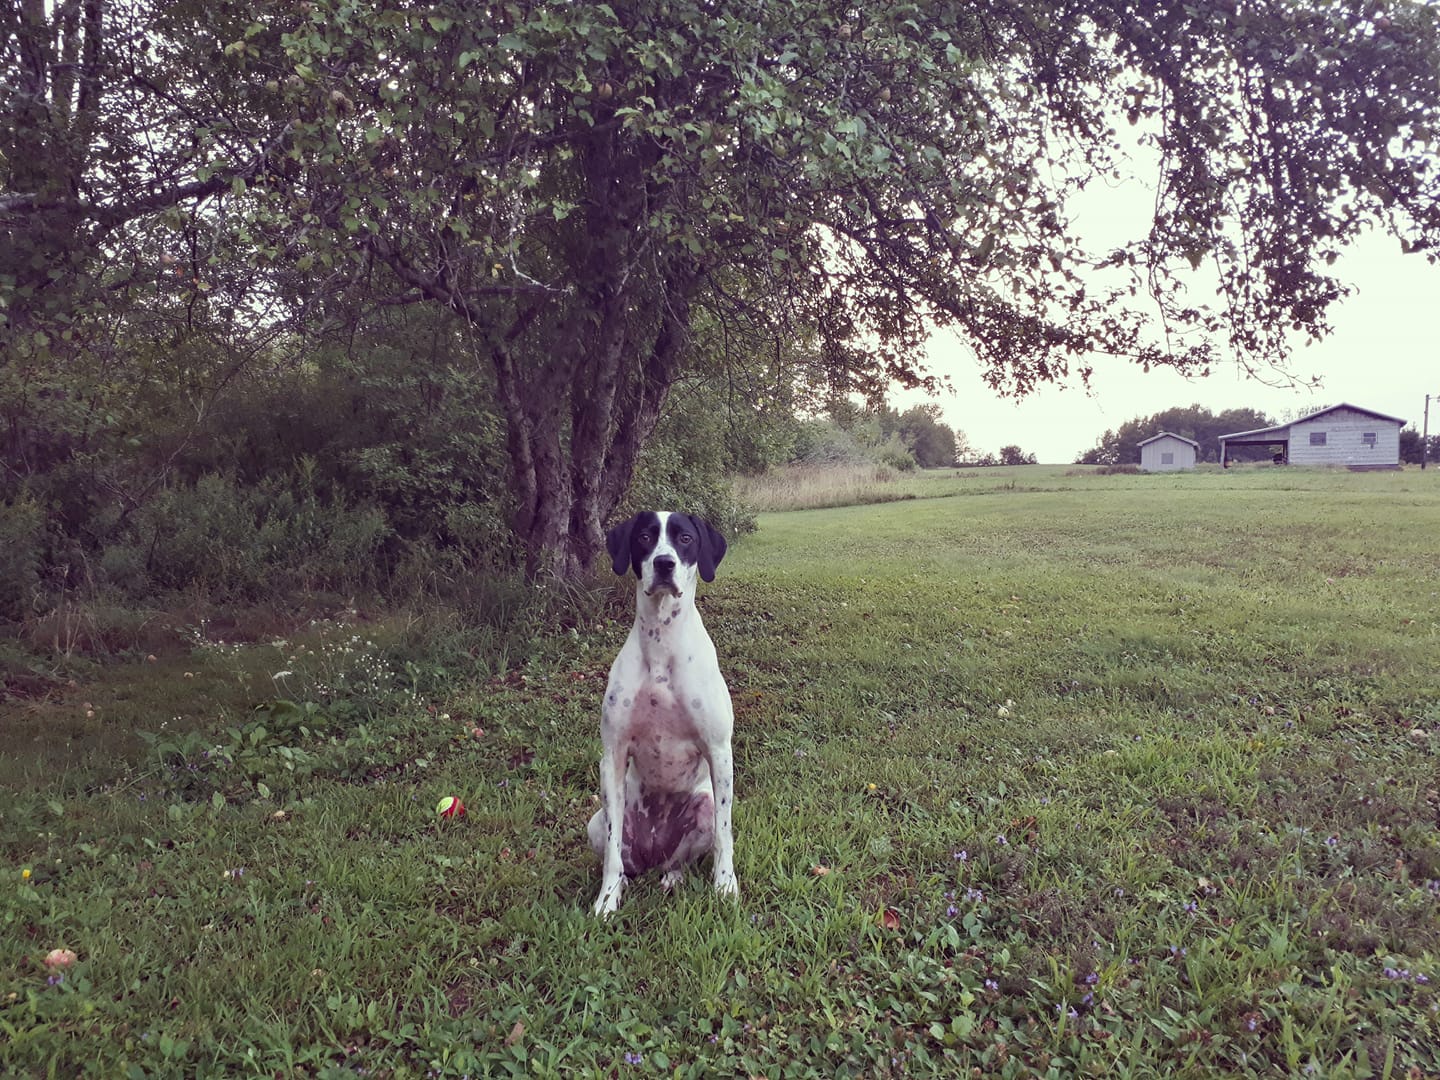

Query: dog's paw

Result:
[660,869,684,892]
[593,877,626,918]
[713,871,740,900]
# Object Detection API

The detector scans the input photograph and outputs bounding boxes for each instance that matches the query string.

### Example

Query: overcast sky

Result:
[892,166,1440,464]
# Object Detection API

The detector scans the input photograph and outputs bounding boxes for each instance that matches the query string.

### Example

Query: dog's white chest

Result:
[620,679,706,789]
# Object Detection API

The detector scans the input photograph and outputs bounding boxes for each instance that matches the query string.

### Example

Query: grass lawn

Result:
[3,466,1438,1077]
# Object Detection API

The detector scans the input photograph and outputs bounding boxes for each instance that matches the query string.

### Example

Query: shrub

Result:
[622,439,757,540]
[878,448,917,472]
[110,474,390,602]
[0,496,45,621]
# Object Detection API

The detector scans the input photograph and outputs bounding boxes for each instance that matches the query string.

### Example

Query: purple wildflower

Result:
[623,1051,643,1066]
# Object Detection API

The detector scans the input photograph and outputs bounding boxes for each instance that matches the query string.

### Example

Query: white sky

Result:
[892,155,1440,463]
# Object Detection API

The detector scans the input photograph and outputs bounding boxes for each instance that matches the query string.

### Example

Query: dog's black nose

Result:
[652,555,676,576]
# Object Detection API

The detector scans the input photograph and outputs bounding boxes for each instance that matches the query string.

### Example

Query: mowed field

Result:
[2,465,1438,1077]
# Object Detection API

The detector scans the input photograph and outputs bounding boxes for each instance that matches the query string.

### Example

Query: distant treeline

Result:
[1075,405,1275,466]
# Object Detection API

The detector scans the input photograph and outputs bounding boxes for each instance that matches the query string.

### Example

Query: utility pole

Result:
[1424,393,1431,470]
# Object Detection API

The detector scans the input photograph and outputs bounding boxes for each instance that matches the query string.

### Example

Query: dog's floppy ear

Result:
[692,515,728,583]
[605,515,638,577]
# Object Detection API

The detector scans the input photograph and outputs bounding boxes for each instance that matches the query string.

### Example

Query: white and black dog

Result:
[588,511,738,916]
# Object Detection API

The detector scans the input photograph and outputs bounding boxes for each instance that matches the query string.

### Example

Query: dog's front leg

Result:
[707,736,739,899]
[593,744,628,917]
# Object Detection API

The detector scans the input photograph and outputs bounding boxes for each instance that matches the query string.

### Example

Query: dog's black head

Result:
[606,511,727,590]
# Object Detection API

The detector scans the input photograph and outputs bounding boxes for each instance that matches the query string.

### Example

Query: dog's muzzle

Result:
[646,556,681,597]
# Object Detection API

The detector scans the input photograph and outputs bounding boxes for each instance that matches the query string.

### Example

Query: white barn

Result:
[1138,432,1200,472]
[1219,404,1405,469]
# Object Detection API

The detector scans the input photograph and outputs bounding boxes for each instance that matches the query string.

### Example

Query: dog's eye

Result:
[679,533,693,544]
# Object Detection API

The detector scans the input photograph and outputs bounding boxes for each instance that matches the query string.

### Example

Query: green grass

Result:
[3,466,1439,1077]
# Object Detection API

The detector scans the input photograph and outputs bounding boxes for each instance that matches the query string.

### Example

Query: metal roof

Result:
[1219,402,1406,443]
[1137,431,1201,449]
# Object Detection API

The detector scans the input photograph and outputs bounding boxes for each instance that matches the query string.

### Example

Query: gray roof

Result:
[1138,431,1201,449]
[1219,402,1406,442]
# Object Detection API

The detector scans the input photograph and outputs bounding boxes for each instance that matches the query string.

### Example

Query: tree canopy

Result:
[1077,404,1278,465]
[5,0,1440,576]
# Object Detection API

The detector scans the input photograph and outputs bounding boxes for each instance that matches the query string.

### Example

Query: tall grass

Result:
[733,462,915,512]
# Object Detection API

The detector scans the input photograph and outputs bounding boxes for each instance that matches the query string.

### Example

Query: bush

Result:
[109,474,390,602]
[0,497,45,621]
[790,420,872,465]
[877,448,917,472]
[622,439,757,540]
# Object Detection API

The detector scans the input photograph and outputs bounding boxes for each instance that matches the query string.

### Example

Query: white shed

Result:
[1219,403,1405,469]
[1138,432,1200,472]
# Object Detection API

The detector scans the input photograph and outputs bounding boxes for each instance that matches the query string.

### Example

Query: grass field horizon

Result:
[3,465,1438,1076]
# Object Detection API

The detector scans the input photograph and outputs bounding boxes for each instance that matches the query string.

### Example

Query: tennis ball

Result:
[436,796,465,820]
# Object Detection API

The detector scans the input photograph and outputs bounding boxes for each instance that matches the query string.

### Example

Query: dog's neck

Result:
[633,581,694,655]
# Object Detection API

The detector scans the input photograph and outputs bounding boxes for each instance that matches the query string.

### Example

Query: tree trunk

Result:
[493,268,697,581]
[597,278,694,520]
[494,118,691,581]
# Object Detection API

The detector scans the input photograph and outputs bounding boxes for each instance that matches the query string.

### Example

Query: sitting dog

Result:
[588,511,737,916]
